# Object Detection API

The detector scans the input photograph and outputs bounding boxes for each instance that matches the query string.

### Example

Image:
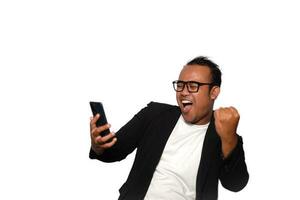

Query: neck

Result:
[194,110,213,125]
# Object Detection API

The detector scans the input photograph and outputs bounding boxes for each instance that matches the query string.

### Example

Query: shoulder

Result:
[139,101,180,119]
[147,101,178,111]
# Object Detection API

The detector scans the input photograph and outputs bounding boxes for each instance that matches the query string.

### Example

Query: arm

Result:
[219,136,249,191]
[214,107,249,191]
[89,102,158,162]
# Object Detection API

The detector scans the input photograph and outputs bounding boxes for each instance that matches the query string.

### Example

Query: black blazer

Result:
[90,102,249,200]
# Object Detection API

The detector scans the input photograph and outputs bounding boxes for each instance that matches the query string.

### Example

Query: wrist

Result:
[91,144,104,155]
[221,134,238,158]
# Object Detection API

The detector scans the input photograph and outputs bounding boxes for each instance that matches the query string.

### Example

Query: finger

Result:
[94,132,115,147]
[214,108,221,120]
[93,135,102,145]
[100,137,117,149]
[101,131,116,142]
[96,123,111,135]
[90,114,100,131]
[94,131,115,144]
[91,123,111,139]
[229,106,240,118]
[91,127,100,139]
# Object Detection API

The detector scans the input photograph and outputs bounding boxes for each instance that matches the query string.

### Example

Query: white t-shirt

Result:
[144,115,209,200]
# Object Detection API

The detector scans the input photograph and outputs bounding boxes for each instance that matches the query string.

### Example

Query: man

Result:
[89,56,249,200]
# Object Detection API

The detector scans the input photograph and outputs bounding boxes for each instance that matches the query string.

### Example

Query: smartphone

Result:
[89,101,111,136]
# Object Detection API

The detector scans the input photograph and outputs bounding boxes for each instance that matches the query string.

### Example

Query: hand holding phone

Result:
[89,101,117,155]
[89,101,111,136]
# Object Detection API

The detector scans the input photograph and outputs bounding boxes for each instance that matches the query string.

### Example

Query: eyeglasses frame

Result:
[172,80,214,93]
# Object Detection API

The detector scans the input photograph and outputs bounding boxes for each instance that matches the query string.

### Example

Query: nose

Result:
[180,84,190,96]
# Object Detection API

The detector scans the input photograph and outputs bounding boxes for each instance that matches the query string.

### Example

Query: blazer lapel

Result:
[144,106,182,172]
[196,114,219,195]
[153,107,182,157]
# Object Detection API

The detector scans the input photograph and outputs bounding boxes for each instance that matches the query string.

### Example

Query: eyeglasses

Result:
[172,80,213,93]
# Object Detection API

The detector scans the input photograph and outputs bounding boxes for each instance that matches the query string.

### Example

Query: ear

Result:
[210,86,220,100]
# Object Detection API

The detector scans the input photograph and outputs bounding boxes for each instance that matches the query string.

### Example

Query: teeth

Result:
[182,100,192,104]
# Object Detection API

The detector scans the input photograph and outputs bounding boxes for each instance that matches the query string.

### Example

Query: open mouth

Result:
[182,100,193,107]
[181,100,193,113]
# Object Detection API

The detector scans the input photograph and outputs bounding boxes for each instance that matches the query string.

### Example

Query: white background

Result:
[1,0,299,199]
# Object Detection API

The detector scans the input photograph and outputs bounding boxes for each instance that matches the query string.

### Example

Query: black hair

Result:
[186,56,222,87]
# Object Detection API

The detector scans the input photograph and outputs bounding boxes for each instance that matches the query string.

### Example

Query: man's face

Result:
[176,64,220,125]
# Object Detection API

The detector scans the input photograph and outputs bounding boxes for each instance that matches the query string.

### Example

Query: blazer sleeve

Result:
[89,102,167,162]
[219,136,249,192]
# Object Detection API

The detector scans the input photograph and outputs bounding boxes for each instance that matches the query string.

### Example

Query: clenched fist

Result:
[214,107,239,158]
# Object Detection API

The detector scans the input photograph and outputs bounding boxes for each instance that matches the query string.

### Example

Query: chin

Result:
[182,114,194,124]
